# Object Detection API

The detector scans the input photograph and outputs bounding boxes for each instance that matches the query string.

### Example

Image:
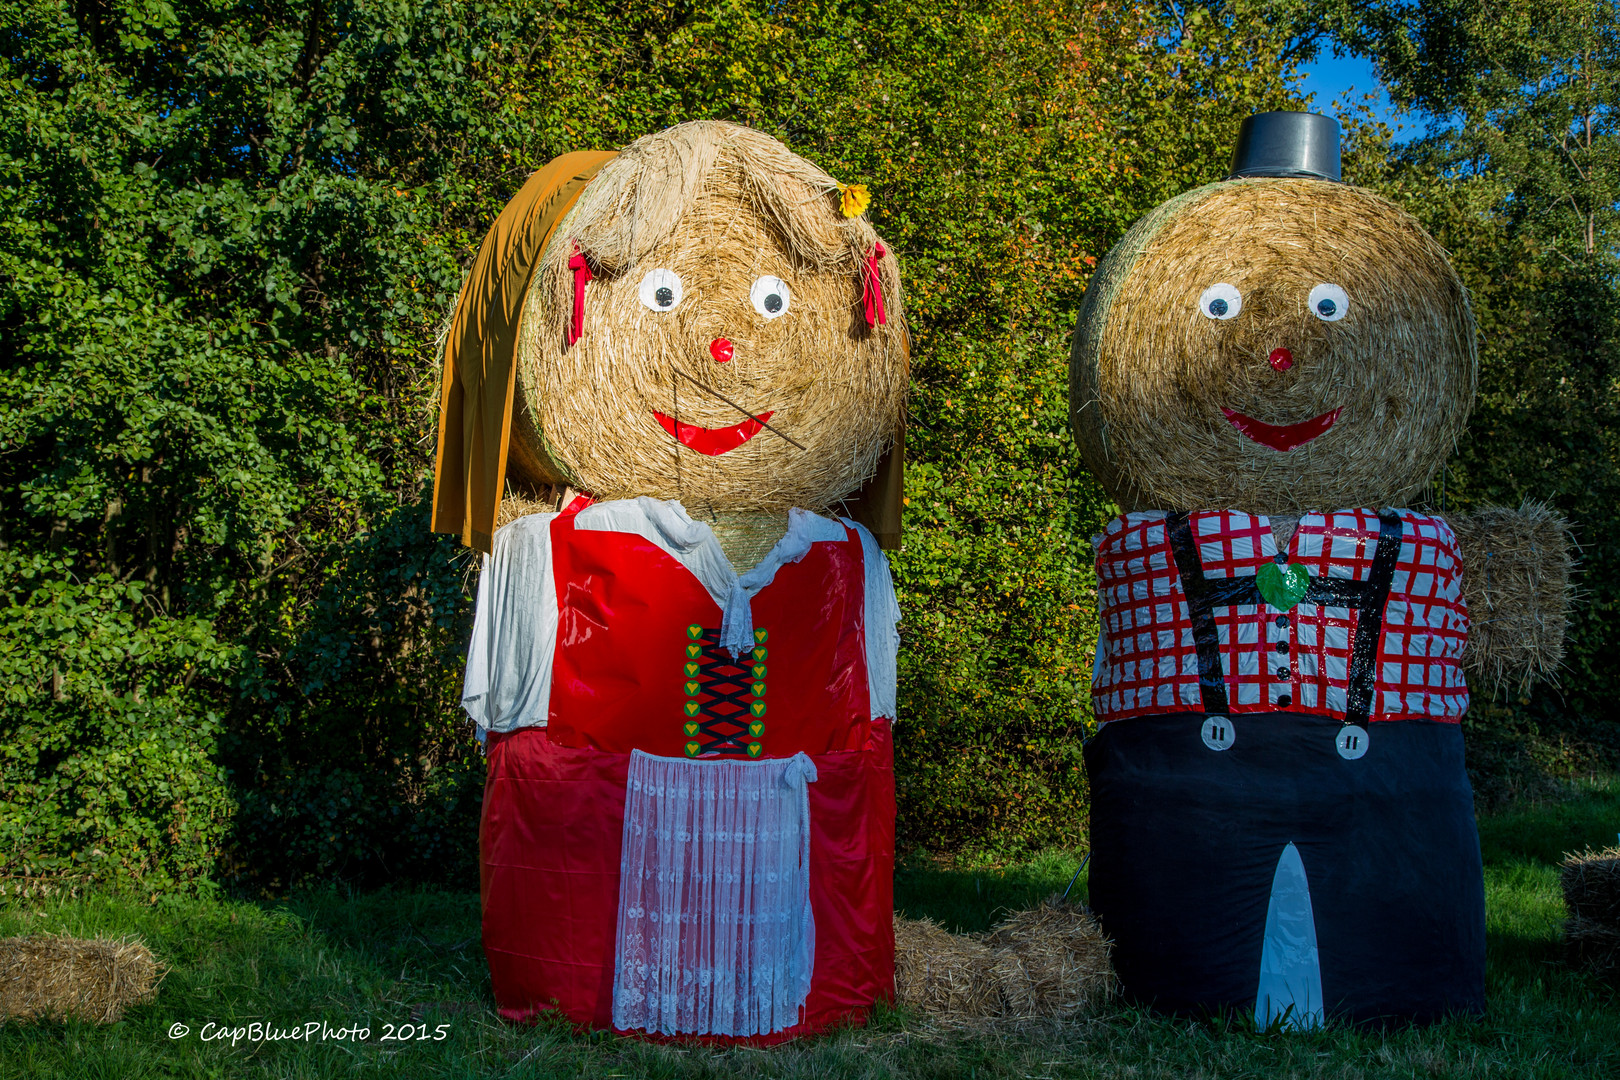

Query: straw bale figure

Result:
[1067,112,1575,1027]
[510,124,906,523]
[433,121,907,1040]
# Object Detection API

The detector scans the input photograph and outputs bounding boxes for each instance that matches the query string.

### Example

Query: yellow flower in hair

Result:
[836,182,871,218]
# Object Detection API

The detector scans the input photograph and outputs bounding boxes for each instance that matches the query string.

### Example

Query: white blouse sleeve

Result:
[462,513,561,735]
[844,519,900,721]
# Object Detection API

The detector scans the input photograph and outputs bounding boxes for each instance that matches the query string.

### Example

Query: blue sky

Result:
[1296,49,1405,131]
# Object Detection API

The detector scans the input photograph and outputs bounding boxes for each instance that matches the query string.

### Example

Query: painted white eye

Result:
[749,275,791,319]
[638,268,683,312]
[1308,283,1349,322]
[1198,283,1242,320]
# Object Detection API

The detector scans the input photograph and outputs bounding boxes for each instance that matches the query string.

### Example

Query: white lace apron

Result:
[611,750,817,1036]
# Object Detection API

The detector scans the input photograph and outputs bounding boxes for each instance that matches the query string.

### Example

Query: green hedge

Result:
[2,0,1614,891]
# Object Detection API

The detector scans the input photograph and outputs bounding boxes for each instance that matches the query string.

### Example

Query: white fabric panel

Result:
[461,513,560,736]
[843,519,901,720]
[1254,841,1324,1030]
[612,751,817,1036]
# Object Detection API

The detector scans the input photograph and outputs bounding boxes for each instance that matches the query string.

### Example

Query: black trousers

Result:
[1084,713,1486,1025]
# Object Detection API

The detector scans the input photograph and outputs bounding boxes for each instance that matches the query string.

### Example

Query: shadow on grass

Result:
[2,778,1619,1079]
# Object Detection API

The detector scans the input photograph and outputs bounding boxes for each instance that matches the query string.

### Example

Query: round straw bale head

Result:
[1071,179,1477,512]
[510,121,908,513]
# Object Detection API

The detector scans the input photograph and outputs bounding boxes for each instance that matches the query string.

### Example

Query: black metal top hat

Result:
[1228,111,1341,181]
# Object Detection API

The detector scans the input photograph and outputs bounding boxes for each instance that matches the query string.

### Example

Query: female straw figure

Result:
[433,121,908,1039]
[1070,112,1573,1026]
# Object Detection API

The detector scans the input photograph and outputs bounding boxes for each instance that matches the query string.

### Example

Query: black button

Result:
[1274,553,1288,565]
[1277,694,1292,708]
[1275,641,1289,653]
[1276,667,1291,679]
[1275,615,1289,628]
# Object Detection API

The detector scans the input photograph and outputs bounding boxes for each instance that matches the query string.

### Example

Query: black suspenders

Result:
[1163,510,1404,724]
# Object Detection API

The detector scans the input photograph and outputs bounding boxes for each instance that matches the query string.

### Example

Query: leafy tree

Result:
[1341,1,1620,732]
[0,0,1346,889]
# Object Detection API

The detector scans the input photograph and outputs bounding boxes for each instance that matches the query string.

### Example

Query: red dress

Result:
[474,499,896,1037]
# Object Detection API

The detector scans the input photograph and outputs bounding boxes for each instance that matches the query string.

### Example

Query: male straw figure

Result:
[1070,113,1572,1025]
[436,122,907,1038]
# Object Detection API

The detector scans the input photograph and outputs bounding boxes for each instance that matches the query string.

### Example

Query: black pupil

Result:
[655,286,673,308]
[1208,297,1228,317]
[764,292,783,313]
[1317,298,1337,317]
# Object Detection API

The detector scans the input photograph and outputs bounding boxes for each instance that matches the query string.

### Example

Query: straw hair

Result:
[1451,501,1574,693]
[0,935,162,1024]
[894,899,1116,1022]
[1071,179,1477,512]
[510,121,908,513]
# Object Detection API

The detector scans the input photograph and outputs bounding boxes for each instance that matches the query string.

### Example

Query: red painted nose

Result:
[1269,347,1294,371]
[710,338,734,363]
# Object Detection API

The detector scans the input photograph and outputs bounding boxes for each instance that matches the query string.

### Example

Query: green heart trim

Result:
[687,624,703,640]
[1256,561,1311,611]
[684,702,700,717]
[752,646,768,661]
[746,742,762,757]
[684,681,700,696]
[754,629,769,643]
[750,701,767,717]
[748,721,764,737]
[684,662,699,677]
[684,721,699,736]
[752,663,767,679]
[686,644,702,659]
[751,681,766,697]
[685,741,702,757]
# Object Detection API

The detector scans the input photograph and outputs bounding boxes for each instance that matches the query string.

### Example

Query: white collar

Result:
[573,498,849,654]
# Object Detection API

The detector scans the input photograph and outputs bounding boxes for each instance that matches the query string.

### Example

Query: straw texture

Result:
[1562,847,1620,985]
[0,935,162,1024]
[1071,179,1477,512]
[894,899,1115,1022]
[509,121,908,514]
[1562,846,1620,924]
[1450,501,1575,693]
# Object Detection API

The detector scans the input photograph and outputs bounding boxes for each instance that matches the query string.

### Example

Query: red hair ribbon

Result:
[862,240,888,327]
[567,243,592,345]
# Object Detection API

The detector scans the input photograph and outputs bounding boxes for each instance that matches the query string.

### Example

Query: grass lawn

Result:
[2,778,1617,1079]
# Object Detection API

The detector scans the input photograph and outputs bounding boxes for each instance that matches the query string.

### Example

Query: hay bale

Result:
[894,899,1116,1022]
[1451,501,1575,693]
[983,899,1116,1019]
[1565,916,1620,986]
[0,935,162,1024]
[893,914,1001,1019]
[1562,846,1620,924]
[509,120,908,515]
[1070,178,1476,513]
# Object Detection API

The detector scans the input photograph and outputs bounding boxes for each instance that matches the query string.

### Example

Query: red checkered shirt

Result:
[1092,509,1469,725]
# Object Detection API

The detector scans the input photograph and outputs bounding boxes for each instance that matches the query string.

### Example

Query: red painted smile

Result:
[653,411,775,456]
[1221,406,1342,451]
